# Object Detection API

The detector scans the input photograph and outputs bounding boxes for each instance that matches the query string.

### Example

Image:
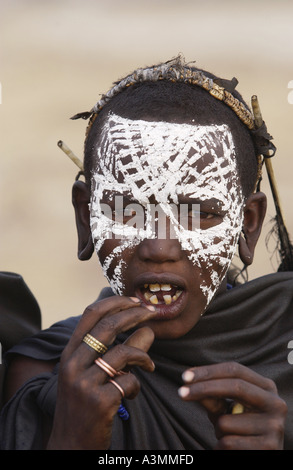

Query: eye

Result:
[123,206,138,223]
[186,205,223,230]
[188,208,214,220]
[122,203,145,227]
[100,196,141,224]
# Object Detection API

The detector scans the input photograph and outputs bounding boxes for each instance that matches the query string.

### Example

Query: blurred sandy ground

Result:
[0,0,293,328]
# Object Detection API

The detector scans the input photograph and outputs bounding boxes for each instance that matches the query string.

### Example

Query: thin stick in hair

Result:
[251,95,293,271]
[57,140,84,171]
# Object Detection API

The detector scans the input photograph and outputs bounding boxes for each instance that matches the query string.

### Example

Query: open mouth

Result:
[141,283,183,306]
[134,274,187,320]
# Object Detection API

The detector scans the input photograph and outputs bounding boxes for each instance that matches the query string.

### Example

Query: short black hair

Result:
[84,77,258,198]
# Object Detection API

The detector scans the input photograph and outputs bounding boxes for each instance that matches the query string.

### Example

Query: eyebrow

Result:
[177,195,224,209]
[101,191,138,204]
[102,191,225,214]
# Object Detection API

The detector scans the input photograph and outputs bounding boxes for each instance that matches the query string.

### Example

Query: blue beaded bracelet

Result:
[118,403,130,420]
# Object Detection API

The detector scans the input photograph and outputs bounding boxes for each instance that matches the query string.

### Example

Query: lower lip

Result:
[136,289,187,320]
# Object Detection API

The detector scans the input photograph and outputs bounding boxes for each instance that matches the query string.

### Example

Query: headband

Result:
[71,55,275,160]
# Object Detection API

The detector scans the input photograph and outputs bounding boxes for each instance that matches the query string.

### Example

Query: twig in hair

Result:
[251,96,285,223]
[57,140,84,171]
[251,95,293,270]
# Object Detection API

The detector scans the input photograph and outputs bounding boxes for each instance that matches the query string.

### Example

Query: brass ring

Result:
[231,402,245,414]
[83,333,108,355]
[109,379,125,398]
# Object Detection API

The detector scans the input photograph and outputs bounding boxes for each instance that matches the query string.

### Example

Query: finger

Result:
[62,296,143,360]
[214,412,270,439]
[182,362,277,394]
[89,305,156,350]
[123,327,155,352]
[104,373,141,401]
[122,327,155,373]
[198,397,228,416]
[214,435,267,451]
[90,343,155,384]
[64,302,157,368]
[178,377,278,413]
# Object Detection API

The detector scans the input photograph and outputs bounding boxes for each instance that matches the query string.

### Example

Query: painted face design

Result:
[90,112,245,308]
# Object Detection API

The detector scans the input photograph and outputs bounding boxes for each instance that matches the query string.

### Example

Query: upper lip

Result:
[134,272,186,291]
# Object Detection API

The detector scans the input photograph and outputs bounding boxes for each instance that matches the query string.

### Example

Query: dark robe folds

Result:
[1,272,293,449]
[0,272,41,411]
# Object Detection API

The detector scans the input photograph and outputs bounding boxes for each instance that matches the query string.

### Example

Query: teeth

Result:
[144,291,153,301]
[172,290,182,301]
[161,284,172,291]
[149,283,161,292]
[163,295,172,305]
[142,284,183,306]
[144,290,183,305]
[149,294,159,305]
[146,283,174,292]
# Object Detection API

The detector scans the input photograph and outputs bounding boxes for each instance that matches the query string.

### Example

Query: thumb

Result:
[123,327,155,352]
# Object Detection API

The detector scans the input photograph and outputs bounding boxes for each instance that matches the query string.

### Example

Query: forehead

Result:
[94,113,239,202]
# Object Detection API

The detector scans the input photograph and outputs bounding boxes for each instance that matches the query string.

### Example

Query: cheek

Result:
[177,211,243,305]
[96,240,129,295]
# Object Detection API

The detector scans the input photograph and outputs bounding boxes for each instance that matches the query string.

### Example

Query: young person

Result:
[1,56,292,450]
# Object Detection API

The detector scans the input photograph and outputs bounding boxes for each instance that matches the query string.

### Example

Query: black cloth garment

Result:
[1,272,293,450]
[0,272,41,352]
[0,272,41,411]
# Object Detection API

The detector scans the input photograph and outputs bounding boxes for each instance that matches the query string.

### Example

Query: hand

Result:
[179,362,287,450]
[47,296,156,450]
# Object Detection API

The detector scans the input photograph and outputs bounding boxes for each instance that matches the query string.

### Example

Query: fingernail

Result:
[145,305,156,311]
[182,370,194,383]
[129,297,141,303]
[178,386,190,398]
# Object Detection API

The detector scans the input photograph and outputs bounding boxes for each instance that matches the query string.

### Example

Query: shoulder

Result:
[5,315,81,362]
[3,355,57,404]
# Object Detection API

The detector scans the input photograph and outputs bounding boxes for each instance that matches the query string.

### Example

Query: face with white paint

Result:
[89,112,245,338]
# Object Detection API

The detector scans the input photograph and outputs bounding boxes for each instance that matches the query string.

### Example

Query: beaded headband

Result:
[71,55,275,162]
[58,54,293,270]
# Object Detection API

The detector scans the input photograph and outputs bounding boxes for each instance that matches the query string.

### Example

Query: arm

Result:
[179,362,288,450]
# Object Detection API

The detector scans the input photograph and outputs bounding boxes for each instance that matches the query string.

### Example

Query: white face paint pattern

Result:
[90,112,245,307]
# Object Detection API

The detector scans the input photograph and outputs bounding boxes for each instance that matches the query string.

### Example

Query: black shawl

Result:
[1,272,293,450]
[0,272,41,410]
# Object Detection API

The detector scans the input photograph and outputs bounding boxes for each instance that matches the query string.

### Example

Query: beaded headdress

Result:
[58,55,293,271]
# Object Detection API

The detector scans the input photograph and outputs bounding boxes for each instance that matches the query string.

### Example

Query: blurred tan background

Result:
[1,0,293,329]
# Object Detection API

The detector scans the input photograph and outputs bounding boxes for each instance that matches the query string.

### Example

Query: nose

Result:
[137,238,183,264]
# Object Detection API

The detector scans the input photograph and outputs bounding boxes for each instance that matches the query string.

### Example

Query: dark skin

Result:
[4,143,287,450]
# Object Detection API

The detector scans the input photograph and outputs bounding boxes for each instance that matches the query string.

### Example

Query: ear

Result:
[238,191,267,266]
[72,180,94,260]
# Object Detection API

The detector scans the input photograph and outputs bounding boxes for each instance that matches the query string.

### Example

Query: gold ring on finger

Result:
[231,402,245,414]
[83,333,108,355]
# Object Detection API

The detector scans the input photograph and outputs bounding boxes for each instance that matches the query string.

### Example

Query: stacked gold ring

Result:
[83,333,108,355]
